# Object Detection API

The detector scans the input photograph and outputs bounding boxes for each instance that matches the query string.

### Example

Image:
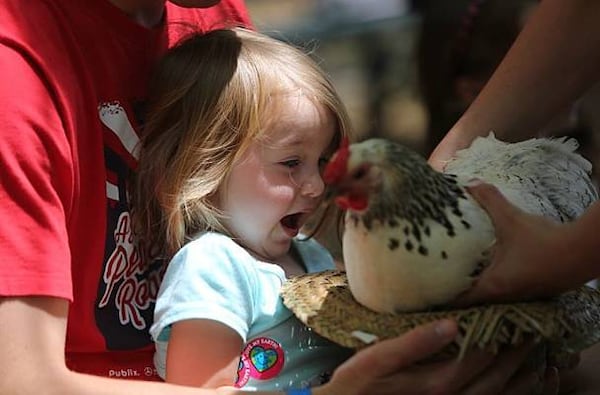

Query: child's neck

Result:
[246,244,306,277]
[276,252,306,278]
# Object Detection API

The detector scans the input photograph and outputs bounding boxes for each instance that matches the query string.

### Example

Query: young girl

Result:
[131,27,353,391]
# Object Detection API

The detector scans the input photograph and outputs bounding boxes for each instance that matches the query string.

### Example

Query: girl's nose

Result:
[300,171,325,198]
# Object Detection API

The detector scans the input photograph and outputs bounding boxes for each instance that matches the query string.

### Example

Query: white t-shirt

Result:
[150,232,352,390]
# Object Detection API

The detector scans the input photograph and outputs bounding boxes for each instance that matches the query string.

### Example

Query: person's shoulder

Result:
[0,0,95,73]
[171,232,252,268]
[161,232,264,294]
[0,0,74,39]
[184,231,241,250]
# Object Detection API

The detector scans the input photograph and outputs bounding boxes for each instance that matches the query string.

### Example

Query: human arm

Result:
[455,182,600,305]
[165,308,548,394]
[165,319,243,386]
[0,296,484,395]
[0,296,219,395]
[429,0,600,170]
[321,332,559,395]
[0,295,450,395]
[165,312,553,395]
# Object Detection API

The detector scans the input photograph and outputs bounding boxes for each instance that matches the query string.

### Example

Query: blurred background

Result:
[246,0,600,165]
[245,0,600,260]
[247,0,426,152]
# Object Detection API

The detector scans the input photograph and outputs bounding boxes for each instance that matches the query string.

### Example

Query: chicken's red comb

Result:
[323,137,350,184]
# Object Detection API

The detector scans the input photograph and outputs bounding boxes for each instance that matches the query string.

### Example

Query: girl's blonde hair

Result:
[131,27,352,261]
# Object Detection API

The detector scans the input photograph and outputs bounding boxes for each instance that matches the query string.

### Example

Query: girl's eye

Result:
[281,159,301,168]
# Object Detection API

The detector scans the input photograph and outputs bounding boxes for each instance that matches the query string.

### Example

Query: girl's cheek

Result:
[273,187,296,203]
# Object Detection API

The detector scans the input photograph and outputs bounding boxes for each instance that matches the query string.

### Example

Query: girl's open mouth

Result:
[280,213,302,237]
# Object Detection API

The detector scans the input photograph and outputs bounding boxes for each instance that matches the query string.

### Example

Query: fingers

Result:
[466,181,519,228]
[452,283,484,308]
[427,348,495,392]
[540,367,560,395]
[461,342,536,395]
[504,366,559,395]
[452,275,506,307]
[547,351,580,370]
[323,320,459,395]
[355,319,458,376]
[453,181,517,307]
[333,319,458,382]
[500,371,541,395]
[452,266,502,307]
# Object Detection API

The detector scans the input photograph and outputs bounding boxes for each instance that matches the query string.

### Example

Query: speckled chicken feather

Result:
[325,132,599,314]
[445,132,598,221]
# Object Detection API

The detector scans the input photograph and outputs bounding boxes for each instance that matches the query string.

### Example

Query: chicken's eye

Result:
[352,166,368,180]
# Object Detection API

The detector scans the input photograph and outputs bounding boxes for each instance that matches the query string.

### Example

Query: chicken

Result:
[323,133,598,313]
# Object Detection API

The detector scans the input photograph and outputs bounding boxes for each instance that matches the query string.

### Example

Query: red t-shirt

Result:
[0,0,251,380]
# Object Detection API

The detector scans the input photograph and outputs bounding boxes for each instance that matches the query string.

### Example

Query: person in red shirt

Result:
[0,0,251,381]
[0,1,554,394]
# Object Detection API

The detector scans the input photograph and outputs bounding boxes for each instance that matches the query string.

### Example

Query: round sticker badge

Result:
[236,337,285,386]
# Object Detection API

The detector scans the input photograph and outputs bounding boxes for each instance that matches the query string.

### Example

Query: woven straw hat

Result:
[281,270,600,362]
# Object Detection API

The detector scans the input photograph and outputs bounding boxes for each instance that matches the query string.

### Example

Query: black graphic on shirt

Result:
[96,101,164,349]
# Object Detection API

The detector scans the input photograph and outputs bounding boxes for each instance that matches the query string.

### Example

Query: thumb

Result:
[336,320,457,377]
[466,181,519,229]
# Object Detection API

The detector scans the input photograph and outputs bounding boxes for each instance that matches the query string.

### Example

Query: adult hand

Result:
[454,182,581,307]
[314,319,555,395]
[559,342,600,395]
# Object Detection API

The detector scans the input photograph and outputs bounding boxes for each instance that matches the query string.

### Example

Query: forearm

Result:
[10,367,292,395]
[563,200,600,285]
[67,372,231,395]
[442,0,600,150]
[0,297,285,395]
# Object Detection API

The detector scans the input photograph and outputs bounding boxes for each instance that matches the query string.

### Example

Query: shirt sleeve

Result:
[0,44,73,298]
[150,233,260,342]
